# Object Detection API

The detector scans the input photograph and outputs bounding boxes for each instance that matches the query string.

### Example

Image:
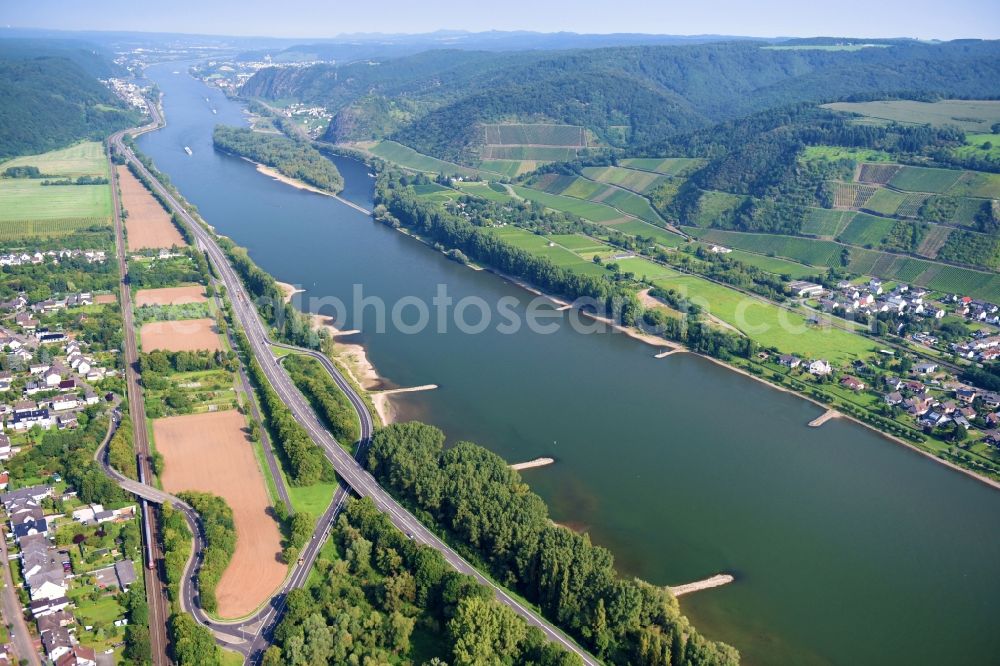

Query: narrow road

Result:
[0,532,41,666]
[111,107,600,665]
[106,132,171,666]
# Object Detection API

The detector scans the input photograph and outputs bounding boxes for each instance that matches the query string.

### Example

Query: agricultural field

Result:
[613,256,681,280]
[0,178,111,224]
[483,123,586,146]
[119,166,186,250]
[483,145,579,161]
[888,166,963,193]
[619,157,705,176]
[478,159,537,178]
[454,181,514,203]
[511,185,626,223]
[651,273,875,362]
[0,216,110,242]
[368,141,482,177]
[491,227,611,278]
[412,182,460,203]
[694,228,1000,302]
[837,212,896,247]
[0,141,113,240]
[154,410,286,618]
[724,250,821,279]
[833,182,877,208]
[801,208,854,237]
[895,193,930,218]
[691,190,746,227]
[915,225,953,258]
[612,219,686,247]
[822,99,1000,132]
[857,163,902,184]
[140,318,223,352]
[862,188,907,216]
[948,171,1000,199]
[0,141,109,178]
[135,286,208,306]
[692,229,842,267]
[545,233,608,253]
[581,166,667,194]
[530,172,666,224]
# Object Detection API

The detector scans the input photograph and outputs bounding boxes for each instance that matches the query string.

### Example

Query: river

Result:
[138,62,1000,665]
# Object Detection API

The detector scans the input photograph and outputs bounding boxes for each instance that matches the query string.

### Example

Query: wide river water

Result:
[139,62,1000,665]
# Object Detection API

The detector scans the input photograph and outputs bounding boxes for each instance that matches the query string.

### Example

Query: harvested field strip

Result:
[154,410,286,618]
[140,318,223,352]
[916,225,953,258]
[134,286,208,306]
[857,163,901,185]
[118,165,186,250]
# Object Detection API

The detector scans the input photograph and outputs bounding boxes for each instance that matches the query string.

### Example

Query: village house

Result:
[55,645,98,666]
[28,595,70,618]
[778,354,801,369]
[41,625,74,661]
[808,359,832,376]
[840,376,866,391]
[884,391,904,406]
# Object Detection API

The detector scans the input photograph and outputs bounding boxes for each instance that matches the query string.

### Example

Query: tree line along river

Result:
[138,61,1000,665]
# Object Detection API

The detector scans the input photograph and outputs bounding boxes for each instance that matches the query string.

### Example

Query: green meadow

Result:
[652,274,875,362]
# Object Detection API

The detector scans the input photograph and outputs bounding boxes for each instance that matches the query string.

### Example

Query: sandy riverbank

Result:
[245,158,337,198]
[669,574,735,598]
[304,312,398,425]
[511,457,555,471]
[276,281,303,304]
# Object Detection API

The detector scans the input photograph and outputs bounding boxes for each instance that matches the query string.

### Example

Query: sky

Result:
[2,0,998,41]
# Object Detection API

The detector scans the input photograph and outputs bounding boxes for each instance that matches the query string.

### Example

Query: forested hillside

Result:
[0,44,137,159]
[242,40,1000,164]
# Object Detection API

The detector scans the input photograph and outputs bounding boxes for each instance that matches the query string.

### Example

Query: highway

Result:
[109,105,599,665]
